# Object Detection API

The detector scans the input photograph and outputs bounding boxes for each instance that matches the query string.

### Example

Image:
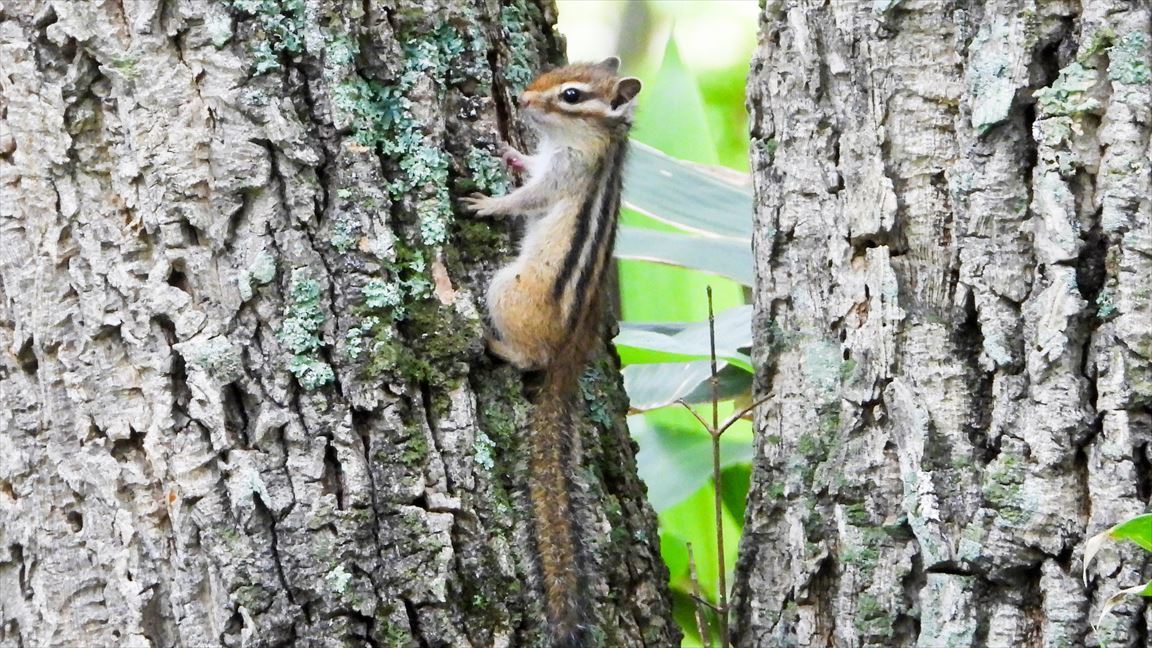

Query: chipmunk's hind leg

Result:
[486,334,543,371]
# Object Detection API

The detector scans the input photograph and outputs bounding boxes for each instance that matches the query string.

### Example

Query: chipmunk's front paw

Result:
[501,144,528,173]
[461,192,502,217]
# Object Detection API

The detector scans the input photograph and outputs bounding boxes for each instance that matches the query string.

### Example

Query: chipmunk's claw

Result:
[461,192,500,217]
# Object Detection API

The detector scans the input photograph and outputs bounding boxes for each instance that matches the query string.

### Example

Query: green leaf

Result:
[1108,513,1152,552]
[615,320,691,336]
[623,361,752,412]
[720,462,752,523]
[664,304,753,351]
[615,226,754,286]
[616,305,754,370]
[630,415,754,512]
[616,34,748,328]
[623,141,753,240]
[660,530,691,581]
[1084,513,1152,586]
[615,328,752,372]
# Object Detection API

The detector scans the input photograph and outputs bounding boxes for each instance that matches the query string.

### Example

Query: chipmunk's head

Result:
[518,57,642,144]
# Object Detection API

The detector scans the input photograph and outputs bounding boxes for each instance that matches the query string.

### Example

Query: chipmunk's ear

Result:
[597,57,621,73]
[611,77,642,109]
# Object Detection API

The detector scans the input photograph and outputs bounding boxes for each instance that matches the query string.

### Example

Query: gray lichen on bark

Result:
[0,0,676,645]
[736,1,1150,646]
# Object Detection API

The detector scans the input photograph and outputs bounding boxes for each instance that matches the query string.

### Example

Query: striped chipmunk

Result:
[462,57,642,647]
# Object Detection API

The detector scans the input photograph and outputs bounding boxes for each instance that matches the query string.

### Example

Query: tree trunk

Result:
[0,1,676,646]
[736,1,1150,647]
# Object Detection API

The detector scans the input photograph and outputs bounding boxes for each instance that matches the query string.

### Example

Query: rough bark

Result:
[0,1,676,646]
[736,1,1150,647]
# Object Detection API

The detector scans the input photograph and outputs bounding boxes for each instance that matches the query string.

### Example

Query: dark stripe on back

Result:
[551,153,609,301]
[564,141,626,331]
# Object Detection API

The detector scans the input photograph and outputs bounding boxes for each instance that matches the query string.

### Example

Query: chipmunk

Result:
[463,57,642,647]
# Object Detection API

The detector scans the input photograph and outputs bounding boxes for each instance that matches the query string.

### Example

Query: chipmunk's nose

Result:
[518,91,538,108]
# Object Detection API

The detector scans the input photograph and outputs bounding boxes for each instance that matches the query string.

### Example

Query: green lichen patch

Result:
[205,10,234,48]
[1078,27,1116,62]
[473,429,496,470]
[249,252,277,285]
[1096,289,1118,319]
[288,356,335,390]
[498,3,538,92]
[1108,32,1151,85]
[465,146,511,196]
[579,360,623,430]
[1035,62,1102,117]
[329,214,360,253]
[326,18,485,250]
[350,252,477,399]
[363,278,405,314]
[240,251,278,300]
[278,268,334,390]
[228,0,305,74]
[186,336,244,384]
[331,77,405,147]
[325,564,353,594]
[343,327,364,360]
[981,454,1028,524]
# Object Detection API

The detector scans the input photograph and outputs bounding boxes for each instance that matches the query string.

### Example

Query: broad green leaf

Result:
[619,305,752,343]
[630,415,754,512]
[664,304,753,351]
[617,305,753,371]
[624,142,753,240]
[617,34,747,329]
[623,361,752,412]
[615,320,691,336]
[614,328,752,372]
[615,226,754,286]
[1084,513,1152,586]
[659,530,691,581]
[720,462,753,523]
[1108,513,1152,552]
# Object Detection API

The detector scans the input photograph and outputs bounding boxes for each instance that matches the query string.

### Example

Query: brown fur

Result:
[522,62,630,125]
[527,63,619,94]
[462,58,642,646]
[527,302,597,646]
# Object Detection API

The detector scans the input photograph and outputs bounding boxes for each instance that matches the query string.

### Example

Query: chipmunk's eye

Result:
[560,88,583,104]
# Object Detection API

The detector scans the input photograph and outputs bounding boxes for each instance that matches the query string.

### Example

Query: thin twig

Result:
[706,286,730,647]
[687,592,724,614]
[676,399,712,430]
[686,542,714,647]
[716,392,775,436]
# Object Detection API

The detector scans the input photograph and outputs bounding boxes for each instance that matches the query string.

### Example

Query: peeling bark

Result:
[0,1,676,646]
[736,1,1151,647]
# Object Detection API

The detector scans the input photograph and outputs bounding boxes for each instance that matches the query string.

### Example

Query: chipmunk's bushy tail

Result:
[528,331,594,647]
